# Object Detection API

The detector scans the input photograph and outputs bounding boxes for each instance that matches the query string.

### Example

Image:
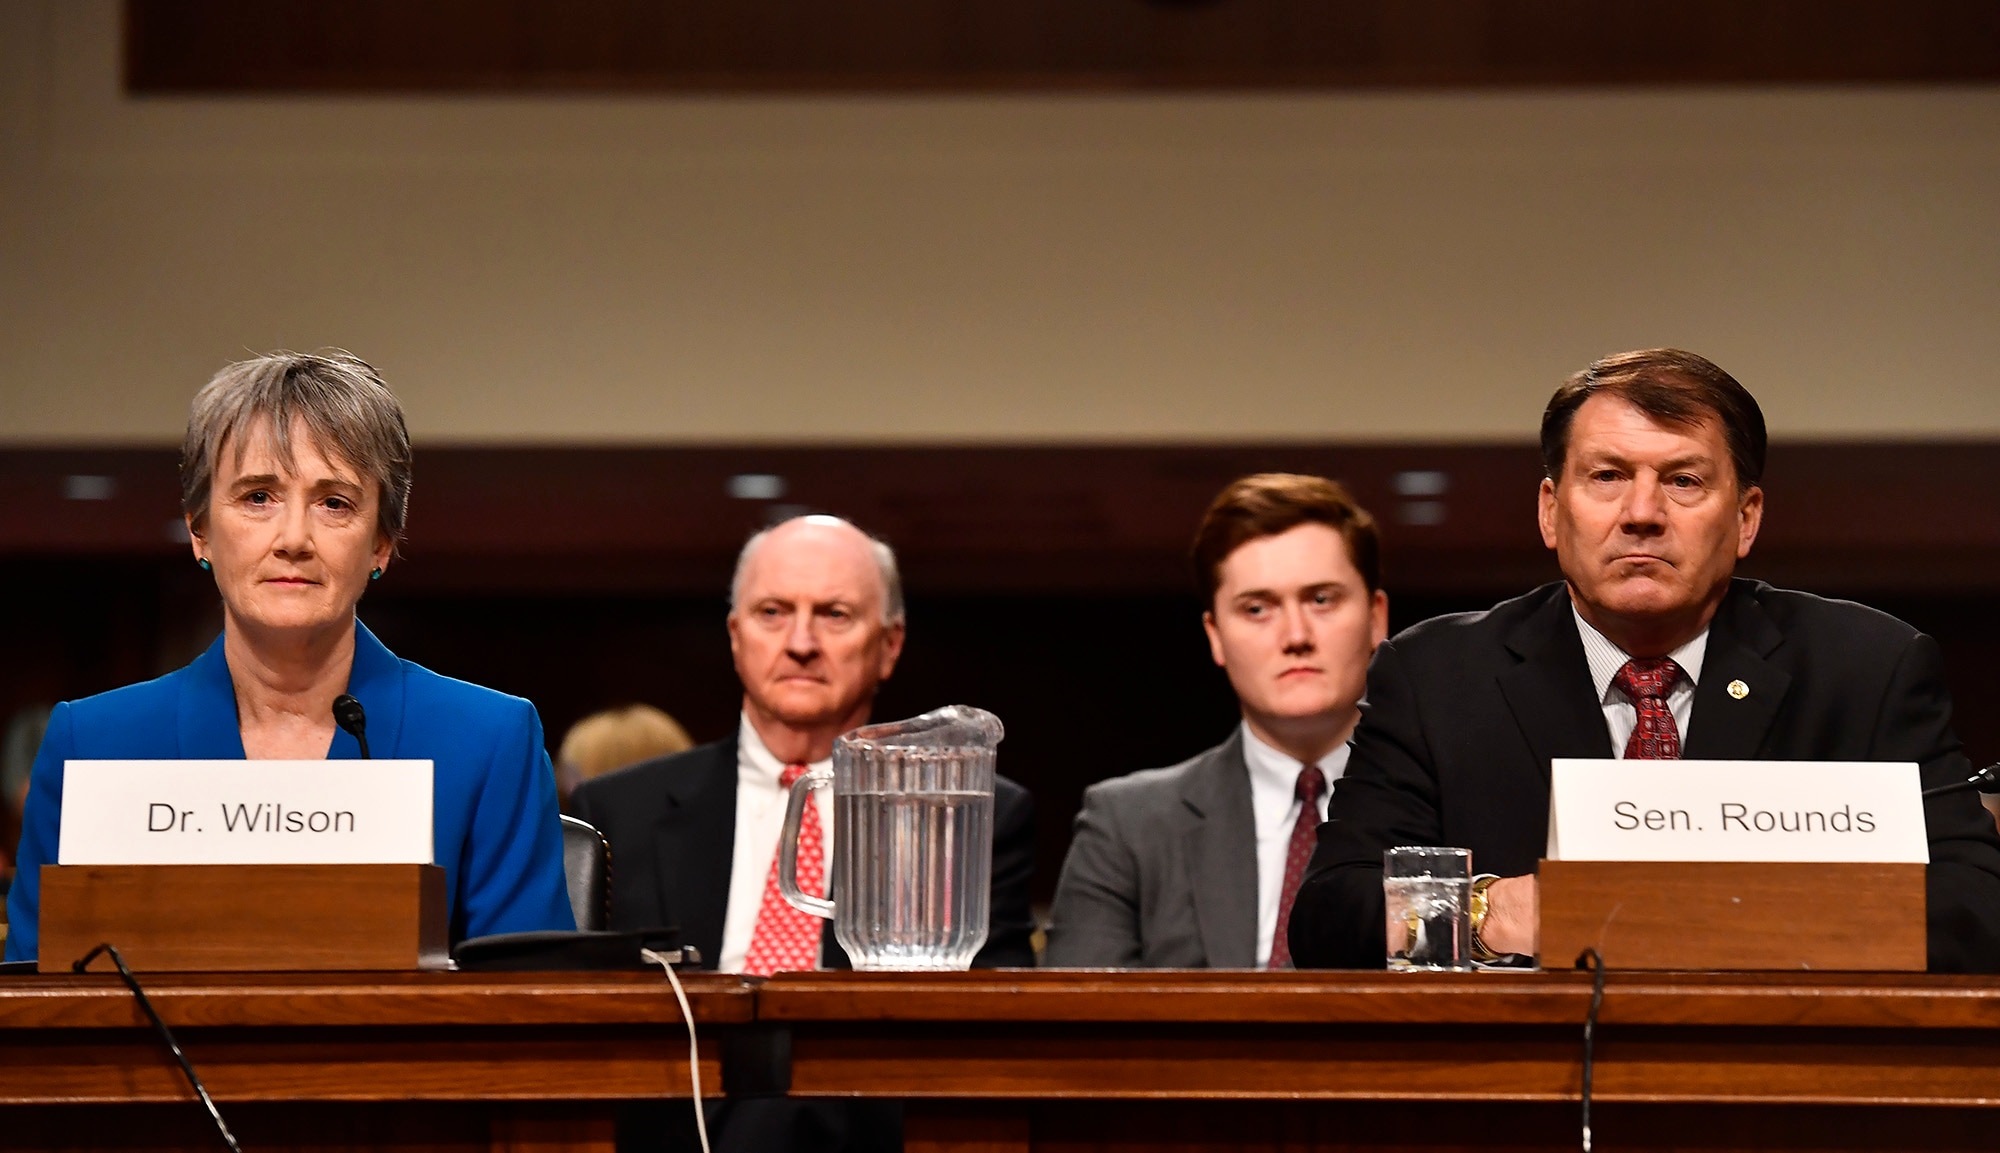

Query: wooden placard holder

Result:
[38,863,448,973]
[1538,859,1926,971]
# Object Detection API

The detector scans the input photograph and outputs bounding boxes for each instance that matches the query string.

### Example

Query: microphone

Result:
[1921,762,2000,800]
[332,694,371,760]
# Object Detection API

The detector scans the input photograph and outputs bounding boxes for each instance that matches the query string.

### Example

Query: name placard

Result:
[58,760,434,865]
[1546,759,1927,864]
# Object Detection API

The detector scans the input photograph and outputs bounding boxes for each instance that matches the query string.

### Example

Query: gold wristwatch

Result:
[1468,873,1502,962]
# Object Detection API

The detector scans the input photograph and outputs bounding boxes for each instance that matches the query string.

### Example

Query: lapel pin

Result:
[1727,679,1750,700]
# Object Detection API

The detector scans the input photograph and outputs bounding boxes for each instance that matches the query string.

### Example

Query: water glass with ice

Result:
[1383,845,1473,971]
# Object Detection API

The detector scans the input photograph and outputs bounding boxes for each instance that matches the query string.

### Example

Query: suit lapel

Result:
[1682,582,1790,760]
[652,736,738,967]
[1180,731,1260,969]
[335,621,406,758]
[177,620,405,761]
[176,633,247,758]
[1497,585,1614,778]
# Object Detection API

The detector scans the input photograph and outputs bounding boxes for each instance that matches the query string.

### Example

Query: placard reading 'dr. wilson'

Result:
[1546,759,1927,864]
[58,760,433,865]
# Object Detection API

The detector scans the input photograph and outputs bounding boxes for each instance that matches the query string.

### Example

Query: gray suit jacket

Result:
[1043,730,1259,968]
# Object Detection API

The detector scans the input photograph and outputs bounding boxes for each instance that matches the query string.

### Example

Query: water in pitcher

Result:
[833,787,993,971]
[779,705,1003,971]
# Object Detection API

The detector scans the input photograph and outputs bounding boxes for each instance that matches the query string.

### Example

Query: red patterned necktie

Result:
[742,763,826,977]
[1267,763,1326,970]
[1613,658,1684,760]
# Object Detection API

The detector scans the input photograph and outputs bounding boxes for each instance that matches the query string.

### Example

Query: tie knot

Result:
[1613,657,1682,702]
[780,763,811,788]
[1294,764,1326,804]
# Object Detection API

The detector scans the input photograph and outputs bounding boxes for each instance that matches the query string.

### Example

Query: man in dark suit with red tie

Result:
[574,515,1034,1153]
[1286,348,2000,973]
[572,513,1035,973]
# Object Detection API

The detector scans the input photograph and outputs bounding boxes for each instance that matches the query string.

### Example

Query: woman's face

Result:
[190,417,390,640]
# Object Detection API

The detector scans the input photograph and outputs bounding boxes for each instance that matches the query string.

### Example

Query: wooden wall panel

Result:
[3,443,1996,596]
[125,0,2000,93]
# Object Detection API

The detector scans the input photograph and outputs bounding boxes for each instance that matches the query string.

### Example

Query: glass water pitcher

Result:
[777,705,1003,971]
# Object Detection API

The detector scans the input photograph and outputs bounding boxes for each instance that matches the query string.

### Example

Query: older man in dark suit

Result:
[572,514,1035,972]
[1287,348,2000,973]
[574,515,1034,1153]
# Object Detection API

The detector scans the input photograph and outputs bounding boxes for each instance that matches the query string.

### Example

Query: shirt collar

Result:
[737,712,833,782]
[1571,604,1708,704]
[1239,721,1352,795]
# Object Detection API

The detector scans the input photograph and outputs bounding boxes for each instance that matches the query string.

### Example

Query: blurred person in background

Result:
[4,351,573,962]
[0,705,50,909]
[556,703,694,808]
[1044,475,1387,968]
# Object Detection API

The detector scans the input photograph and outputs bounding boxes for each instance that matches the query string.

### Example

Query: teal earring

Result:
[369,568,383,581]
[197,557,211,572]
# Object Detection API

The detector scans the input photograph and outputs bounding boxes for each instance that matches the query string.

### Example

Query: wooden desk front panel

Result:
[6,968,2000,1153]
[905,1100,2000,1153]
[791,1020,2000,1106]
[0,1102,594,1153]
[0,1024,711,1103]
[0,971,749,1105]
[767,970,2000,1108]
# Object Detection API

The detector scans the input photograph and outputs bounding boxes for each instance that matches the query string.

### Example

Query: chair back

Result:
[559,815,611,931]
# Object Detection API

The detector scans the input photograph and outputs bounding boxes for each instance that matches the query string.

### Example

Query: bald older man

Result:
[573,515,1036,972]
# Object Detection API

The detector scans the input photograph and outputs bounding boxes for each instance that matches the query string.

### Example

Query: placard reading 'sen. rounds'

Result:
[1545,759,1927,864]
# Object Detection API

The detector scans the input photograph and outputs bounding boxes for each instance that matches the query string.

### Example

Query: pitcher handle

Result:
[777,766,835,919]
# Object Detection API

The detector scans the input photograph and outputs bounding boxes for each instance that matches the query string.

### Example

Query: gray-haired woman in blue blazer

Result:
[6,351,573,961]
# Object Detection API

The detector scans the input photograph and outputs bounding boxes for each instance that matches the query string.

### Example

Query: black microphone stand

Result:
[332,693,371,759]
[1922,762,2000,800]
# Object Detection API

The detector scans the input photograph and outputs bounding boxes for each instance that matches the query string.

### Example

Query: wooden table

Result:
[0,970,752,1152]
[5,968,2000,1152]
[760,969,2000,1152]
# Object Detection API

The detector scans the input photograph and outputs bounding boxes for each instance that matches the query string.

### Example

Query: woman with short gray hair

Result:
[4,351,574,961]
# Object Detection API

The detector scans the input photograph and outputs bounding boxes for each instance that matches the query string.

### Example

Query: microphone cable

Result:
[74,943,243,1153]
[1574,946,1607,1153]
[641,947,711,1153]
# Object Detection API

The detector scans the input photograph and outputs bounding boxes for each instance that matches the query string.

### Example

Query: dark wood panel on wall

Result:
[125,0,2000,93]
[5,442,1999,596]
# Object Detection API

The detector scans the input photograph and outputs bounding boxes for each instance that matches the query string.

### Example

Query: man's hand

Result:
[1479,874,1539,957]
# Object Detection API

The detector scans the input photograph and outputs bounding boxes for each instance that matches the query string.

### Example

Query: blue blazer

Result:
[4,621,575,961]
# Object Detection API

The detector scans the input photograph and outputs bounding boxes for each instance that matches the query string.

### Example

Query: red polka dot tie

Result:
[1266,763,1326,970]
[1613,658,1684,760]
[742,764,826,977]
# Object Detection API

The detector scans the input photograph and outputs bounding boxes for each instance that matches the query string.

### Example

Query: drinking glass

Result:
[1383,846,1473,971]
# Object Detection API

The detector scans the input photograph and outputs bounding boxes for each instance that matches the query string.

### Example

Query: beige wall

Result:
[3,0,1998,446]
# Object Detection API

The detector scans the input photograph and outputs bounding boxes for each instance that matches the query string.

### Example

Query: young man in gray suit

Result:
[1044,474,1388,968]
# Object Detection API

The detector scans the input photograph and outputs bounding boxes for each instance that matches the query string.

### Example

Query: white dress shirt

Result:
[718,714,835,974]
[1241,722,1350,968]
[1572,606,1708,757]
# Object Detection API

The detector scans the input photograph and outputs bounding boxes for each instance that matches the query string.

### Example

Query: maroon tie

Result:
[1267,763,1326,970]
[1613,658,1684,760]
